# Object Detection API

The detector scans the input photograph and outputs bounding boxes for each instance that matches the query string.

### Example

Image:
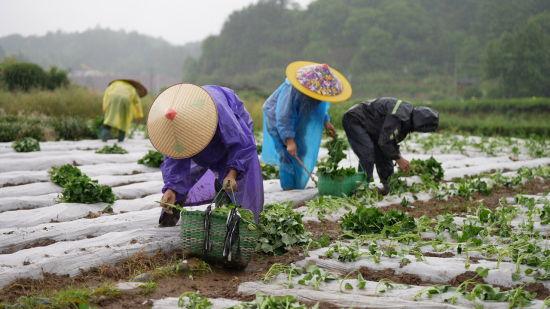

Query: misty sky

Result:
[0,0,313,45]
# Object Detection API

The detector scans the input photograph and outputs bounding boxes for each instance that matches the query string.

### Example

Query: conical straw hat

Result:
[109,79,148,97]
[286,61,352,103]
[147,84,218,159]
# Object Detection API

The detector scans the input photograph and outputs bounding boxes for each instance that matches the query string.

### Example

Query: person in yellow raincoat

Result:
[101,79,147,142]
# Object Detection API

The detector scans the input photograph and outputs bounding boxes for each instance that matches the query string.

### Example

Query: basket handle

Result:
[202,185,228,256]
[203,204,213,255]
[222,207,241,262]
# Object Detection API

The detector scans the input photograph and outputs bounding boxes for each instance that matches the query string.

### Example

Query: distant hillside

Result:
[185,0,549,99]
[0,28,201,93]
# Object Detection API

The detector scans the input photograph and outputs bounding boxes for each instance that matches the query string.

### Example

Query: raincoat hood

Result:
[412,107,439,132]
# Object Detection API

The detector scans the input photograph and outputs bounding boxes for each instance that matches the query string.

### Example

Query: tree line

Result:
[184,0,550,99]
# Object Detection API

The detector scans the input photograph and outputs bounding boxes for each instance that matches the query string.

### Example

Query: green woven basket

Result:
[180,208,258,269]
[318,172,365,197]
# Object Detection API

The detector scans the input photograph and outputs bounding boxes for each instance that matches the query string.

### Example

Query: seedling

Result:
[12,137,40,152]
[138,150,164,167]
[177,291,212,309]
[95,143,128,154]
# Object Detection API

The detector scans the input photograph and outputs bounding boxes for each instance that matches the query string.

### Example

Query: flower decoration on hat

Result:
[296,63,343,96]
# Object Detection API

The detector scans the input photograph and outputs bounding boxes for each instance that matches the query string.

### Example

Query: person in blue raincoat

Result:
[262,61,352,190]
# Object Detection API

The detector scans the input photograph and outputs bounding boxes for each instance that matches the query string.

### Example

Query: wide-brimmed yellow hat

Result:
[285,61,352,103]
[109,79,148,97]
[147,84,218,159]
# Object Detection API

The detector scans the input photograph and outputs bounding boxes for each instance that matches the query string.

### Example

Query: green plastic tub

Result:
[317,172,365,197]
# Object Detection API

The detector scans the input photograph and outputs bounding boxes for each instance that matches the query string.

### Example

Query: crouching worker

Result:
[101,79,147,142]
[342,97,439,195]
[147,84,264,226]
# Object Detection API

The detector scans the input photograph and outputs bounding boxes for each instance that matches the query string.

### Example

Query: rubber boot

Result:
[378,183,390,196]
[100,126,111,142]
[117,130,126,142]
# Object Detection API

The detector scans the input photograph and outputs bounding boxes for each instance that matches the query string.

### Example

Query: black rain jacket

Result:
[344,97,439,160]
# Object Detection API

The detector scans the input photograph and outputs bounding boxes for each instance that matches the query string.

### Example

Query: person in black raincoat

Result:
[342,97,439,195]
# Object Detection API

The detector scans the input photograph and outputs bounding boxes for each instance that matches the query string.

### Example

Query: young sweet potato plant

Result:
[95,143,128,154]
[12,137,40,152]
[138,150,164,168]
[49,164,87,187]
[257,203,311,255]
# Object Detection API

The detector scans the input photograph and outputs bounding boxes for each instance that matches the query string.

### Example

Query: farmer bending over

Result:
[343,98,439,195]
[262,61,352,190]
[101,79,147,142]
[147,84,264,226]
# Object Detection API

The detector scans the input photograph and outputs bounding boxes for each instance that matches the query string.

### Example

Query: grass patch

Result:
[0,86,153,142]
[138,281,157,296]
[0,283,121,309]
[0,115,99,142]
[0,86,102,118]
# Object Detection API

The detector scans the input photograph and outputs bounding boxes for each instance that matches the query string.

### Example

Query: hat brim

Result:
[146,83,218,159]
[285,61,352,103]
[110,79,148,97]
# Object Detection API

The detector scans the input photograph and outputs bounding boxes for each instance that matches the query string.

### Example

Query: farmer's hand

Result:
[396,157,410,173]
[325,121,336,137]
[286,138,297,157]
[160,189,176,214]
[223,169,238,192]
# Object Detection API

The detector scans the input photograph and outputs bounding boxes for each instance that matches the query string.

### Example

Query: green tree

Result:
[485,12,550,97]
[45,66,69,90]
[1,61,70,91]
[183,0,548,98]
[2,62,47,91]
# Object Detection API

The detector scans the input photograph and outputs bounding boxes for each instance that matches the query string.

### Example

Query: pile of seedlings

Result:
[49,164,115,204]
[317,135,355,177]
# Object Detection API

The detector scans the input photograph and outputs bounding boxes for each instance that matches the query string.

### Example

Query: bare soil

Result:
[524,282,550,300]
[1,238,57,255]
[359,267,425,286]
[422,252,455,258]
[384,178,550,218]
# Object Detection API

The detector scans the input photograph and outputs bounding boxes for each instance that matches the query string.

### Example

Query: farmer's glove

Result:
[160,189,176,214]
[286,138,298,157]
[324,121,336,138]
[396,157,410,173]
[223,169,238,192]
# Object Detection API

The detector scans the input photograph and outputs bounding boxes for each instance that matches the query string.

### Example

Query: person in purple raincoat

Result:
[146,83,264,227]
